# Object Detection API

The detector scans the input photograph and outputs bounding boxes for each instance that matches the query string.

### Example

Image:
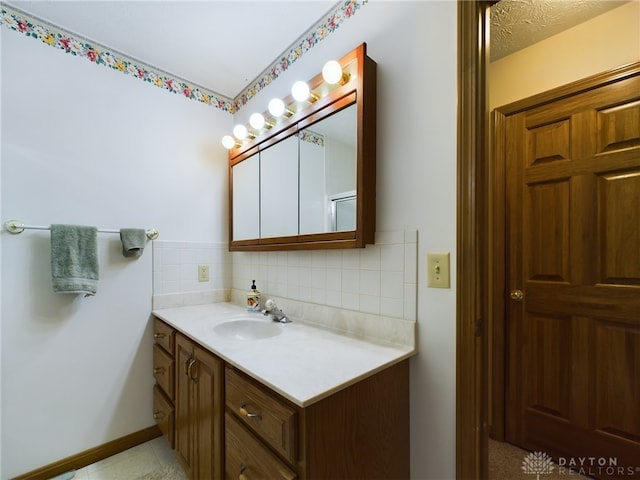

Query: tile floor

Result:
[66,437,183,480]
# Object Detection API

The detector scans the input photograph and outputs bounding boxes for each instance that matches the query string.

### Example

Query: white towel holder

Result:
[4,219,159,240]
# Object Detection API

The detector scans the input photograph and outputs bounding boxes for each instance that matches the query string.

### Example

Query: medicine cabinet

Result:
[228,43,376,251]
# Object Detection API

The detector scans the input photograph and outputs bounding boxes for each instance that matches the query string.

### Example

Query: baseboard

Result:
[11,425,162,480]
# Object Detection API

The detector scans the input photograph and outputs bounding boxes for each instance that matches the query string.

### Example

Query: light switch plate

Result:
[427,252,450,288]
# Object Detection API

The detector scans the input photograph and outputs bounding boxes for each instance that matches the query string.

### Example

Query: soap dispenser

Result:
[247,280,261,312]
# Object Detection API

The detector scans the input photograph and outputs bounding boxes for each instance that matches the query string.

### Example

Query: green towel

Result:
[50,224,99,296]
[120,228,147,258]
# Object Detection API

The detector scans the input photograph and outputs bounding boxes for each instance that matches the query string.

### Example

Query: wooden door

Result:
[504,69,640,478]
[193,344,224,480]
[175,334,194,479]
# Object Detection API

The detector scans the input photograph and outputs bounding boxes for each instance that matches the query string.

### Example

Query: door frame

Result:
[456,1,491,478]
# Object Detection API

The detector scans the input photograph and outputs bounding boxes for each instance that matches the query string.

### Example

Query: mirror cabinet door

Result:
[259,135,299,238]
[299,103,357,234]
[298,129,327,235]
[232,152,260,241]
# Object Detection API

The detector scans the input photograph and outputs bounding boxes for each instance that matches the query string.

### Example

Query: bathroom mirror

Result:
[229,43,376,251]
[232,152,259,241]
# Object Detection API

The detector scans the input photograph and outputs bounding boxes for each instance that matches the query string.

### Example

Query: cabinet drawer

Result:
[153,385,174,448]
[226,413,296,480]
[153,318,174,354]
[153,344,174,398]
[226,367,297,464]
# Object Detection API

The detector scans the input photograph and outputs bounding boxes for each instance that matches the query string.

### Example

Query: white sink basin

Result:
[213,318,282,340]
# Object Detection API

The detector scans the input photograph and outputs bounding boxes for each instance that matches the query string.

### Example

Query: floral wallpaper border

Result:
[0,5,234,112]
[232,0,367,112]
[1,0,367,114]
[299,130,325,147]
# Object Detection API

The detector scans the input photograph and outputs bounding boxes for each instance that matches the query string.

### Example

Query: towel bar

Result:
[4,220,159,240]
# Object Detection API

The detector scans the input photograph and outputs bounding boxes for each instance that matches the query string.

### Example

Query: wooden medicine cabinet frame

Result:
[228,43,377,251]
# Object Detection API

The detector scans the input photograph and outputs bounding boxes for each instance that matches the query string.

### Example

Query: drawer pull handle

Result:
[239,463,247,480]
[153,411,166,421]
[153,367,165,375]
[239,402,261,420]
[187,358,198,381]
[153,333,166,339]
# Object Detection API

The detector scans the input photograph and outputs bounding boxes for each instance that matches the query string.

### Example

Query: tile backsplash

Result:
[152,230,417,347]
[152,241,232,309]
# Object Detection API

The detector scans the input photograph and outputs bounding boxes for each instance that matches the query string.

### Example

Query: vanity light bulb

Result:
[221,135,236,149]
[233,124,248,140]
[249,113,265,130]
[322,60,343,84]
[291,81,311,102]
[268,98,286,117]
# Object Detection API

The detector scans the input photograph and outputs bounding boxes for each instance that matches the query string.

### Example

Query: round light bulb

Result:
[249,113,265,130]
[322,60,343,84]
[233,124,248,140]
[268,98,286,117]
[221,135,236,149]
[291,81,311,102]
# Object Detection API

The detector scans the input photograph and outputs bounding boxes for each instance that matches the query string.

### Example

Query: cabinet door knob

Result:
[153,411,165,421]
[153,333,166,339]
[153,367,165,375]
[239,402,261,420]
[239,463,247,480]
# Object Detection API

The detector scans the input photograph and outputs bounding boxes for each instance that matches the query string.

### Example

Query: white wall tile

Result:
[342,249,360,269]
[381,244,404,272]
[381,297,404,319]
[359,270,381,296]
[154,232,418,344]
[381,271,404,299]
[342,269,359,294]
[360,246,381,270]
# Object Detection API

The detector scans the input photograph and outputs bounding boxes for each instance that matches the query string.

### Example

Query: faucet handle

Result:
[264,298,277,311]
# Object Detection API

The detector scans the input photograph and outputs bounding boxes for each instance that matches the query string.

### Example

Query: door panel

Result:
[594,323,640,440]
[525,180,570,282]
[599,171,640,285]
[505,71,640,478]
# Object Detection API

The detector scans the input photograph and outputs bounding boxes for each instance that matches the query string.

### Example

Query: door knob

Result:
[510,289,524,301]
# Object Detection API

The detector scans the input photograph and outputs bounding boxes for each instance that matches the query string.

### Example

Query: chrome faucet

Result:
[262,299,291,323]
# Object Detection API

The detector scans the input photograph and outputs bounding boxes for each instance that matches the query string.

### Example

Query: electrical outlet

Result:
[198,264,210,282]
[427,252,450,288]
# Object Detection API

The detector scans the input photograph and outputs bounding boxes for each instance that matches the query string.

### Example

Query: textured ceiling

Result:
[490,0,629,61]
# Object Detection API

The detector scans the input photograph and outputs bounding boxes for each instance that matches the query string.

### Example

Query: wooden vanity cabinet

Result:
[152,318,175,447]
[153,318,410,480]
[225,361,410,480]
[175,333,224,480]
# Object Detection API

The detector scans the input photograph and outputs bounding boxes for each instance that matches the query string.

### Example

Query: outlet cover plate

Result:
[198,264,210,282]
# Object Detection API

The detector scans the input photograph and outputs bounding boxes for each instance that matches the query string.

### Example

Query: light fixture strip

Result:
[222,54,357,152]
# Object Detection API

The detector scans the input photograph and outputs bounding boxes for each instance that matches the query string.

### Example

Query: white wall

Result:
[232,3,458,478]
[0,26,4,478]
[0,30,230,478]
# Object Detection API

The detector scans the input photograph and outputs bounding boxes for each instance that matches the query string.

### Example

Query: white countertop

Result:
[152,302,415,407]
